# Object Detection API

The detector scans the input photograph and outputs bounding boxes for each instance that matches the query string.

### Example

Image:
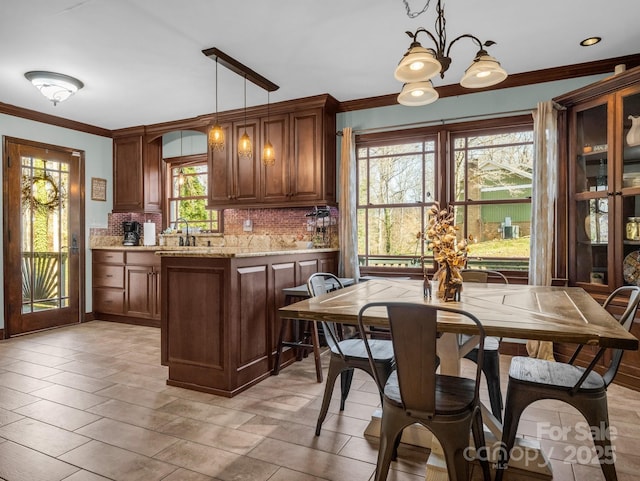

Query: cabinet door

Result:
[289,109,323,202]
[125,265,154,318]
[570,96,614,289]
[113,135,144,211]
[208,123,233,205]
[261,114,290,203]
[232,119,260,203]
[143,138,162,213]
[616,85,640,287]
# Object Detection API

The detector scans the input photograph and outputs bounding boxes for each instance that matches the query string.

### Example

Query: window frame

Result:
[356,115,533,277]
[164,153,223,233]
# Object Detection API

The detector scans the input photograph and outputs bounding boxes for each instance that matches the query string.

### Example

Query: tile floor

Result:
[0,321,639,481]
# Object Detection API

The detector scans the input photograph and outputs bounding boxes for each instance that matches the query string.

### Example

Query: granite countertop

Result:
[91,245,339,258]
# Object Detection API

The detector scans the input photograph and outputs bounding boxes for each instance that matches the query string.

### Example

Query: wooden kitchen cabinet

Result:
[92,250,125,315]
[160,249,339,396]
[92,249,161,327]
[555,67,640,293]
[125,251,161,320]
[207,94,338,209]
[554,66,640,391]
[113,130,162,213]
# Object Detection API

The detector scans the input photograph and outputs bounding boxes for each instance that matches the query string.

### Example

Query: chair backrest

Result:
[358,302,486,418]
[601,285,640,386]
[307,273,345,354]
[461,269,509,284]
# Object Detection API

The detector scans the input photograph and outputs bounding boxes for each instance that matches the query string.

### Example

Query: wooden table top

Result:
[278,279,639,350]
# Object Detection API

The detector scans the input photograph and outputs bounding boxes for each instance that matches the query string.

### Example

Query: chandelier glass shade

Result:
[24,71,84,106]
[397,80,439,106]
[394,0,507,106]
[459,52,508,88]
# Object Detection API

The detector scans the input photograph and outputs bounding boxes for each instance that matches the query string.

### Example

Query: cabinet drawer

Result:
[93,250,125,264]
[126,251,160,267]
[93,288,125,314]
[93,265,125,288]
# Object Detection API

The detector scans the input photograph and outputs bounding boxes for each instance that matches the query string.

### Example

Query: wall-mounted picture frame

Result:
[91,177,107,201]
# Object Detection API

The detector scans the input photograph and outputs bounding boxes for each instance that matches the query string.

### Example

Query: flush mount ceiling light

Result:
[395,0,507,106]
[24,71,84,106]
[580,36,602,47]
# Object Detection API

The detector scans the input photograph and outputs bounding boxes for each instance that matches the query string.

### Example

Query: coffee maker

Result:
[122,221,141,246]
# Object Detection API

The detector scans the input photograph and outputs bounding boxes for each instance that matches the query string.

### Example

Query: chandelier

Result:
[395,0,507,106]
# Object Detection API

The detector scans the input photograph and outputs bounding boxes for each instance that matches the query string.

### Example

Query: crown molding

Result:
[337,53,640,112]
[0,101,112,137]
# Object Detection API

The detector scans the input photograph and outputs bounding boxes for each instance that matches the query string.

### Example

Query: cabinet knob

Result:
[106,274,113,278]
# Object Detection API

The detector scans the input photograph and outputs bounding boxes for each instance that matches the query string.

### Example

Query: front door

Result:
[3,137,84,336]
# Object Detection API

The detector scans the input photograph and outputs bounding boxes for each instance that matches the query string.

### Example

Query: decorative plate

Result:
[623,251,640,285]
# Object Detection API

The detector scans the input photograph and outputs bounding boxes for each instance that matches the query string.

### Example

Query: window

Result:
[167,154,222,232]
[357,117,533,271]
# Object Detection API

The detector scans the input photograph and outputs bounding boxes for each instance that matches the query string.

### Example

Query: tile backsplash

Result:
[89,207,339,248]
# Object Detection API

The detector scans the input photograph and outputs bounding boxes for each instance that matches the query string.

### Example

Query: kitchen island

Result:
[157,247,339,397]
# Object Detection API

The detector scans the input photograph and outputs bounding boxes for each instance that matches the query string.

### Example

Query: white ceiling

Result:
[2,0,640,131]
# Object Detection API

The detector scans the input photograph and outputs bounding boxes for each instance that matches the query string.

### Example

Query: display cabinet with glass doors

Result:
[556,67,640,293]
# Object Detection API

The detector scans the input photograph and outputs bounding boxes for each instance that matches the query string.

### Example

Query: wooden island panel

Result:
[160,249,338,397]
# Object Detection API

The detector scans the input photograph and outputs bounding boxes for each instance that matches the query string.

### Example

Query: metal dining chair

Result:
[358,301,491,481]
[495,285,640,481]
[308,273,395,436]
[460,268,508,421]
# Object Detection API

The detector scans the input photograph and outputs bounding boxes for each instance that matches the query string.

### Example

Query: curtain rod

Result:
[336,108,534,136]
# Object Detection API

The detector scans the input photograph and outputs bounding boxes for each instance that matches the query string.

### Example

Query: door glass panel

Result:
[21,155,69,313]
[622,91,640,181]
[575,104,608,194]
[622,194,640,286]
[575,198,609,285]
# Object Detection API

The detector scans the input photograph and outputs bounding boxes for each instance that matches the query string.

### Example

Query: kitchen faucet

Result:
[174,218,195,246]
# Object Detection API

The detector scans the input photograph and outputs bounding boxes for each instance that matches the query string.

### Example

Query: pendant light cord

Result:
[215,58,219,121]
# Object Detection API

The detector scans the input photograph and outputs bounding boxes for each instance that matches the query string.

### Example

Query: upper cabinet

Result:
[207,94,338,209]
[556,67,640,293]
[113,130,162,213]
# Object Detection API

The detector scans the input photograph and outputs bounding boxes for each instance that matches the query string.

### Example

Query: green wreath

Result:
[21,172,64,214]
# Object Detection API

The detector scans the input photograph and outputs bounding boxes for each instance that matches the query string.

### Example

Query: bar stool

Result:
[272,285,324,382]
[272,277,355,383]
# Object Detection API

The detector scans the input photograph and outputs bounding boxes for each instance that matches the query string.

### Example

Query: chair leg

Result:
[339,368,354,411]
[471,406,492,481]
[315,358,343,436]
[375,407,409,481]
[466,348,503,421]
[579,397,618,481]
[272,316,288,375]
[310,320,323,383]
[495,384,533,481]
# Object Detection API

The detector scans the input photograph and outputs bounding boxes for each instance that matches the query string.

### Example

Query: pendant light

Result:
[262,91,275,166]
[238,75,253,158]
[209,58,225,151]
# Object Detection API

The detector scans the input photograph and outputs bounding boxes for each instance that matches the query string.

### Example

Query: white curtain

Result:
[527,100,559,360]
[338,127,360,281]
[529,100,559,286]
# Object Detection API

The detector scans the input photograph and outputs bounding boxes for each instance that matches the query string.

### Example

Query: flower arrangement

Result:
[423,202,468,301]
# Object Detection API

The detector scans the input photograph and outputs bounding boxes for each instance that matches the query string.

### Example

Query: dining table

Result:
[278,278,639,481]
